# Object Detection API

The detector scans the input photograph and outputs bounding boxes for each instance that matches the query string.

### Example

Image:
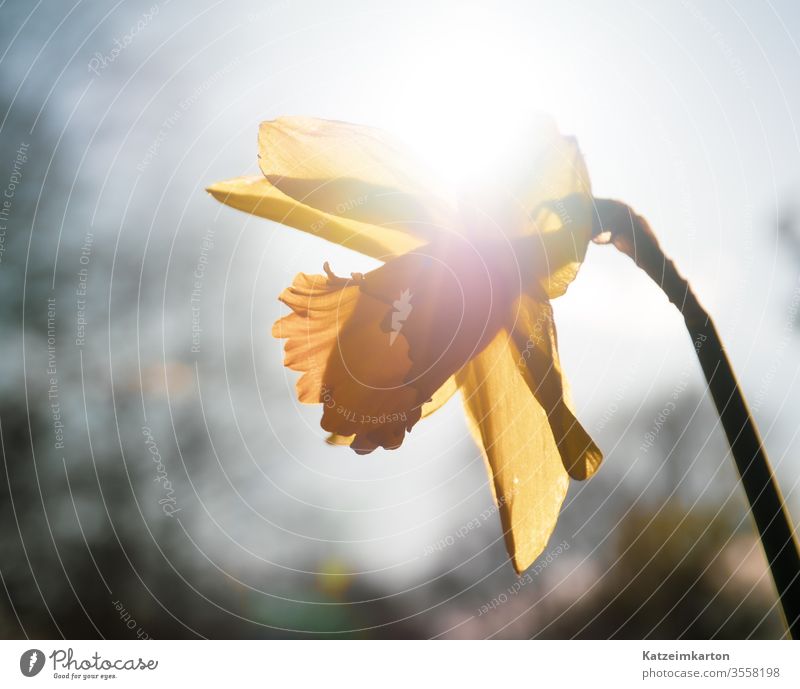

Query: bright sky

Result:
[5,0,799,570]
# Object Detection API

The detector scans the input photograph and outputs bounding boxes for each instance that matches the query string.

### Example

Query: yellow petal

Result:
[325,433,355,446]
[532,192,594,298]
[207,175,423,260]
[272,269,362,405]
[324,375,457,447]
[274,242,486,453]
[456,330,570,574]
[422,375,458,416]
[359,236,520,405]
[259,116,454,240]
[524,120,593,298]
[272,267,423,453]
[459,115,593,298]
[510,294,602,480]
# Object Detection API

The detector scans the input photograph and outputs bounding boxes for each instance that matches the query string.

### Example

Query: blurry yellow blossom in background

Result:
[207,116,602,573]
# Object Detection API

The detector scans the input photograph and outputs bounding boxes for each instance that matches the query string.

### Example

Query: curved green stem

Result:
[592,197,800,639]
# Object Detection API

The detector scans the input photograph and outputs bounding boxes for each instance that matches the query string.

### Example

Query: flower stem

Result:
[592,198,800,638]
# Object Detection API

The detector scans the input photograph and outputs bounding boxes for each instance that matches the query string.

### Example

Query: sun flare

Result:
[382,6,584,193]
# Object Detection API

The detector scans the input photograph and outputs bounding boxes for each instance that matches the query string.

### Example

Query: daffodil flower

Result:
[208,116,602,572]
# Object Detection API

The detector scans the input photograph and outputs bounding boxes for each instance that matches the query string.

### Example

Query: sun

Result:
[380,5,585,194]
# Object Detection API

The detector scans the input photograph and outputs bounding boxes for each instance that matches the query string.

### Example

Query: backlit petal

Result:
[459,115,593,298]
[207,175,423,260]
[510,294,602,480]
[533,193,594,298]
[456,330,570,574]
[359,236,522,402]
[272,267,423,453]
[324,375,458,448]
[259,117,454,240]
[273,235,522,453]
